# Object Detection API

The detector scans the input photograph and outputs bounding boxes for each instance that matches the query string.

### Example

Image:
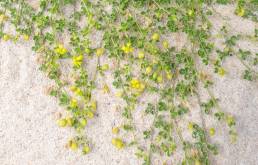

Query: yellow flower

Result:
[209,128,215,136]
[70,86,77,92]
[72,55,84,67]
[103,84,110,93]
[115,91,123,98]
[57,119,67,127]
[166,72,173,80]
[3,34,10,41]
[70,99,78,108]
[145,66,152,74]
[101,64,109,71]
[75,88,83,96]
[121,43,133,54]
[91,101,97,111]
[96,48,105,56]
[70,86,83,96]
[138,51,145,59]
[112,127,120,134]
[236,7,245,17]
[130,78,145,92]
[80,118,88,127]
[157,75,163,83]
[151,33,160,41]
[130,79,141,89]
[0,14,8,23]
[23,34,29,41]
[226,116,235,126]
[82,145,90,154]
[188,122,194,131]
[66,117,74,126]
[112,138,124,149]
[86,111,94,119]
[218,67,226,76]
[162,40,169,49]
[55,44,67,55]
[69,140,78,151]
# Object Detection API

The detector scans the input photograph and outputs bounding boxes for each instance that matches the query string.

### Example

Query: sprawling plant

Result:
[0,0,257,164]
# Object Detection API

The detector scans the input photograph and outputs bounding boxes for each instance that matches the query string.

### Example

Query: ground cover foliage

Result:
[0,0,257,164]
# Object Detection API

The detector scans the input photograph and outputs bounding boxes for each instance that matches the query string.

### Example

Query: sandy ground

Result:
[0,4,258,165]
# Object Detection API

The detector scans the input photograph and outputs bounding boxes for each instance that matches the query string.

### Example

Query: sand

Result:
[0,4,258,165]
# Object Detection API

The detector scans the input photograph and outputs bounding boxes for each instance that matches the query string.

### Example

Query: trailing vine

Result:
[0,0,257,164]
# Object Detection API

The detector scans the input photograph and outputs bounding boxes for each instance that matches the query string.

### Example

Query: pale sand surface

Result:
[0,4,258,165]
